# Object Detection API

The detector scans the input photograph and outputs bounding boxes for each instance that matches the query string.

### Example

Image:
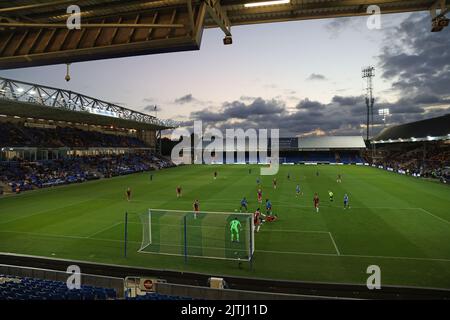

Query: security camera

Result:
[223,36,232,45]
[431,16,449,32]
[65,74,71,82]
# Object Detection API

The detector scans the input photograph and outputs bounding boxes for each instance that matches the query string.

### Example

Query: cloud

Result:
[186,96,368,136]
[325,17,362,37]
[296,98,326,110]
[175,94,196,104]
[326,17,354,32]
[240,95,257,101]
[378,13,450,99]
[306,73,327,81]
[171,13,450,138]
[332,95,361,106]
[191,97,286,123]
[183,92,449,137]
[263,83,278,89]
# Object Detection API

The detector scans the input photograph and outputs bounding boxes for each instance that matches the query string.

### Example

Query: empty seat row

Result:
[0,275,117,300]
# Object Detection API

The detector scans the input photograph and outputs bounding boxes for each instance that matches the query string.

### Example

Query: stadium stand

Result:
[0,153,174,194]
[199,136,366,164]
[298,136,367,150]
[371,114,450,183]
[280,136,366,164]
[0,274,117,300]
[0,120,174,194]
[0,122,146,148]
[375,114,450,142]
[0,273,196,300]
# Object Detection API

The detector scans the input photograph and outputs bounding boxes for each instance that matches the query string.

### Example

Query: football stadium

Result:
[0,0,449,304]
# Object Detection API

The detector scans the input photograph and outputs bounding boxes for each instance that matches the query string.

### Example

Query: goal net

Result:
[138,209,254,261]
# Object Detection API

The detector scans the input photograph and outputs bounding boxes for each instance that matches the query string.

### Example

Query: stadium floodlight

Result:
[378,108,390,116]
[16,87,24,93]
[378,108,390,127]
[244,0,290,8]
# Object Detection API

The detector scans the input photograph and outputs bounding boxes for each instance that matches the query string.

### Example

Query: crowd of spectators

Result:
[0,153,174,194]
[0,122,145,148]
[372,143,450,183]
[0,122,176,194]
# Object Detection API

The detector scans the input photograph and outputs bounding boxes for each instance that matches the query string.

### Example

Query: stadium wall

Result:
[1,253,449,300]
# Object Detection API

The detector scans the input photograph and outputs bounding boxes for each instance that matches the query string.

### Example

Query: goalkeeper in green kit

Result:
[230,217,242,243]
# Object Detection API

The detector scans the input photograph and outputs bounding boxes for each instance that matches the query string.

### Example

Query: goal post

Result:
[138,209,255,262]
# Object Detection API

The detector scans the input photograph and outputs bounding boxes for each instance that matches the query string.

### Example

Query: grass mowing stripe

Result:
[0,198,103,224]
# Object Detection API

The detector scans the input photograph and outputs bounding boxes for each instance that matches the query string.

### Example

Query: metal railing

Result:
[0,77,178,129]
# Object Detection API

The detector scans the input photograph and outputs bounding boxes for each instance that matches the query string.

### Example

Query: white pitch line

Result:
[87,221,123,238]
[129,198,426,211]
[328,232,341,256]
[137,249,246,261]
[0,198,99,225]
[254,250,450,263]
[341,253,450,263]
[0,230,140,244]
[0,230,90,240]
[263,229,329,234]
[0,205,76,224]
[148,208,252,216]
[1,230,450,263]
[418,208,450,226]
[256,249,338,257]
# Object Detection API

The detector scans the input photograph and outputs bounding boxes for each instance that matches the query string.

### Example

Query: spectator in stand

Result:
[0,152,175,194]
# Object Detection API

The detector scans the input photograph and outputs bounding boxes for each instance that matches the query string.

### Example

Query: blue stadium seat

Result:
[0,275,118,300]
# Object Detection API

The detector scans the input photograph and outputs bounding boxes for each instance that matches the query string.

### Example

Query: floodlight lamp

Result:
[244,0,290,8]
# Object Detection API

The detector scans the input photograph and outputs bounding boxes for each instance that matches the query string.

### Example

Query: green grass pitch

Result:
[0,164,449,289]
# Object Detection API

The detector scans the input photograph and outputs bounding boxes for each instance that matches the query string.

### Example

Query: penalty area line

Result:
[1,231,450,263]
[418,208,450,226]
[87,221,123,238]
[328,232,341,256]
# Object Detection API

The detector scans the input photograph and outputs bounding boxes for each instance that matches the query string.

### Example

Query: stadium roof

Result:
[298,136,366,150]
[373,113,450,144]
[0,76,177,130]
[0,0,447,69]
